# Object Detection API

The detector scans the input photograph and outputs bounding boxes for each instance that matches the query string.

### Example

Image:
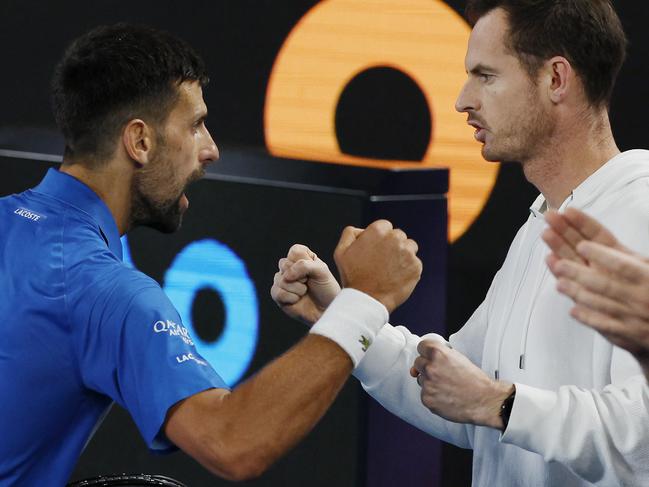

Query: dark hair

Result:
[51,23,209,162]
[465,0,627,107]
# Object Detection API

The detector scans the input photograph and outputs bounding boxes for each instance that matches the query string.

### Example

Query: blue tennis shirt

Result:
[0,168,228,485]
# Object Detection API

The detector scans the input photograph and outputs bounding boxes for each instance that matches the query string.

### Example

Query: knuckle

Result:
[283,293,299,305]
[293,259,308,272]
[288,244,307,257]
[273,289,286,303]
[414,357,425,370]
[372,219,393,233]
[424,363,436,377]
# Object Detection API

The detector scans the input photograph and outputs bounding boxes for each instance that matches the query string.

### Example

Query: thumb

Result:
[335,226,363,257]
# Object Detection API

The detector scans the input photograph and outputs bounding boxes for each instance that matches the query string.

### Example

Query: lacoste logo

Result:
[175,353,207,366]
[359,335,371,352]
[14,207,45,222]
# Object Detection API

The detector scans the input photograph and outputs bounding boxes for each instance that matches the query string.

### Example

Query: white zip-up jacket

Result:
[354,150,649,486]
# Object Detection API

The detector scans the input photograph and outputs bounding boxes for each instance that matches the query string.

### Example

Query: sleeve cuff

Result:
[310,288,388,367]
[500,382,558,446]
[353,324,407,385]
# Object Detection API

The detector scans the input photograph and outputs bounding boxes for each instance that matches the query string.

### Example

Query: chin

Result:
[158,205,185,233]
[481,147,501,163]
[137,198,185,234]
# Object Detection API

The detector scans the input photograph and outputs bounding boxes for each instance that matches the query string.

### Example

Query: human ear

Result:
[122,119,154,167]
[546,56,573,104]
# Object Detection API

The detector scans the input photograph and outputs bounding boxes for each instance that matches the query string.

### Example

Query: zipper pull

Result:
[495,370,499,380]
[519,354,526,370]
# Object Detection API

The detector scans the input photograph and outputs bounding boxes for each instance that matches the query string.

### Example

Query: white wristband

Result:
[310,288,389,367]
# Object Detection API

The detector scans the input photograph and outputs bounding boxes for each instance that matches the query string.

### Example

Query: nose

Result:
[455,79,477,114]
[200,128,220,166]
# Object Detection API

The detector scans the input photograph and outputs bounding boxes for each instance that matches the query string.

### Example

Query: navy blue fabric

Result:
[0,168,227,485]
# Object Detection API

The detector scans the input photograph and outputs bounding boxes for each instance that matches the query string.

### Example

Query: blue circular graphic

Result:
[161,239,259,386]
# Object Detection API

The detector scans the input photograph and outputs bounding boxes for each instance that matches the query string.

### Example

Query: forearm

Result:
[167,289,388,480]
[223,335,351,467]
[166,335,350,480]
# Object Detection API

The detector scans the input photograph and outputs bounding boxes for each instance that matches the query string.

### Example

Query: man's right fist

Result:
[334,220,422,313]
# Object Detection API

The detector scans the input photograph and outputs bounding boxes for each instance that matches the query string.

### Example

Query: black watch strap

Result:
[499,387,516,431]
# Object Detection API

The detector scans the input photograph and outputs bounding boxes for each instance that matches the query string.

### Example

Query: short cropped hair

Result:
[465,0,627,107]
[51,23,209,162]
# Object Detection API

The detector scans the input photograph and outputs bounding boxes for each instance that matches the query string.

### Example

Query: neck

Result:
[59,157,134,235]
[522,109,620,210]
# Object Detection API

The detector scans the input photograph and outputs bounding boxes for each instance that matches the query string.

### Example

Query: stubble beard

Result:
[482,86,553,165]
[130,146,205,234]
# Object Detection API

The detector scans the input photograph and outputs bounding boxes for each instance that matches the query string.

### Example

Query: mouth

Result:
[180,192,189,211]
[473,127,486,143]
[179,168,206,212]
[468,120,487,143]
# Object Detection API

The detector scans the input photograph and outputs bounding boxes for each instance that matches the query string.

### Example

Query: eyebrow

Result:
[468,63,498,75]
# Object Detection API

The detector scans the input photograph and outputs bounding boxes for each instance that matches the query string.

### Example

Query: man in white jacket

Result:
[271,0,649,485]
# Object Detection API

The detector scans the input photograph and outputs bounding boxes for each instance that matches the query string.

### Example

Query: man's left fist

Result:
[410,339,514,431]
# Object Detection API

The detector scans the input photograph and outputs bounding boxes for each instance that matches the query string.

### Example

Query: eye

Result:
[479,73,494,83]
[192,121,204,134]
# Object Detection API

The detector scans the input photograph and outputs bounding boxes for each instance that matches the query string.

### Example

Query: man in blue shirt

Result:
[0,24,422,485]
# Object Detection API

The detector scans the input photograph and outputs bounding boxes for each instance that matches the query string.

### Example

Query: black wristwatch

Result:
[499,387,516,431]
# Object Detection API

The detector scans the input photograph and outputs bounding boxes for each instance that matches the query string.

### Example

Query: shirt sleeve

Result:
[73,272,228,452]
[353,323,476,449]
[351,279,501,451]
[501,344,649,486]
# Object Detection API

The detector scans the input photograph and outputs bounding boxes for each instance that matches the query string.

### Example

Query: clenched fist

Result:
[271,244,341,325]
[411,340,513,430]
[334,220,422,313]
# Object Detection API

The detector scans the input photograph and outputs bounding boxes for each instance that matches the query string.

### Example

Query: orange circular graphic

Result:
[264,0,498,241]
